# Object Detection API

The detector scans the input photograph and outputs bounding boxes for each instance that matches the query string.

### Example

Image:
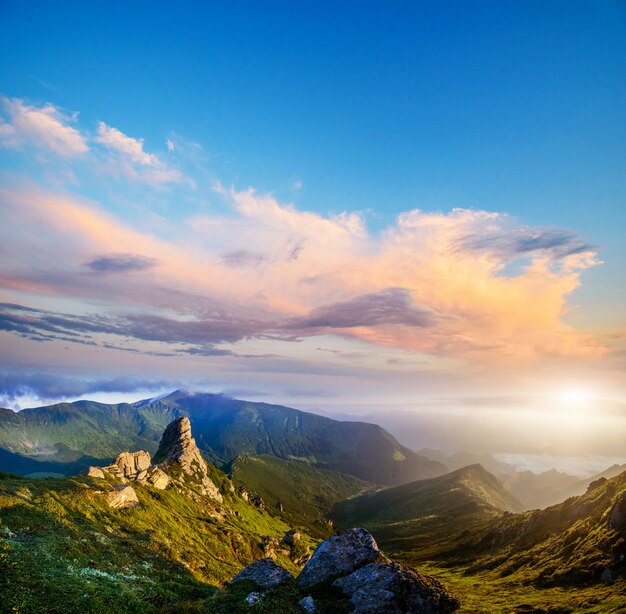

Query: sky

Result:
[0,1,625,445]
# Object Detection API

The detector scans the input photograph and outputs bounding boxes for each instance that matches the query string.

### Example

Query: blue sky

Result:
[0,1,625,417]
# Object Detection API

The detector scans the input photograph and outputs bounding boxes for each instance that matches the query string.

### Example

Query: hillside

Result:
[332,464,522,561]
[0,390,446,485]
[0,419,315,613]
[228,454,373,538]
[461,469,626,586]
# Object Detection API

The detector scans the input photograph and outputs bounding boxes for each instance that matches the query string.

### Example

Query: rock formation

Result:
[152,416,222,501]
[230,557,294,589]
[81,416,226,507]
[105,484,140,509]
[229,528,460,612]
[296,527,387,589]
[333,561,460,613]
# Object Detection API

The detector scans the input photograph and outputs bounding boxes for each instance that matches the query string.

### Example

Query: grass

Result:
[0,470,314,613]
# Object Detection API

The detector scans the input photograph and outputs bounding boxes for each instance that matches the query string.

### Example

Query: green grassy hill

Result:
[332,464,522,560]
[228,454,373,538]
[0,468,313,613]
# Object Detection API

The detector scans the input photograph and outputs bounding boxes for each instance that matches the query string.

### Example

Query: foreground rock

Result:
[230,557,293,590]
[296,527,387,588]
[152,416,222,501]
[225,528,459,612]
[105,484,139,509]
[334,561,460,613]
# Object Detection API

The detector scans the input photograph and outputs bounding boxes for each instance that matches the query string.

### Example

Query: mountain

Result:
[228,454,373,538]
[0,390,446,485]
[546,463,626,506]
[332,464,522,561]
[0,417,315,613]
[461,469,626,586]
[0,416,458,614]
[501,468,580,511]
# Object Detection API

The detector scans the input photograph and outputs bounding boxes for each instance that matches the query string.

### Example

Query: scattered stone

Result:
[298,595,317,612]
[83,466,105,479]
[601,567,613,585]
[152,417,222,501]
[296,528,387,589]
[238,486,250,501]
[276,500,284,512]
[586,477,608,493]
[245,591,261,605]
[105,484,139,509]
[104,451,151,481]
[251,494,265,510]
[230,557,293,590]
[333,561,460,614]
[282,529,301,546]
[146,466,170,490]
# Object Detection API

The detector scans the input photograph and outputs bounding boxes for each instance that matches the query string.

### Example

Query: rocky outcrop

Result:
[104,451,151,481]
[296,528,387,589]
[282,529,301,546]
[230,557,294,590]
[105,484,139,509]
[152,416,222,501]
[333,562,460,613]
[84,466,105,479]
[227,528,459,612]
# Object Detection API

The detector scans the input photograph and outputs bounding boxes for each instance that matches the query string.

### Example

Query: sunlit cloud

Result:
[0,96,88,157]
[0,181,603,365]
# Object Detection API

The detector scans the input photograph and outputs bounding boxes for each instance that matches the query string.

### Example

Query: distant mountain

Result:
[463,469,626,585]
[0,390,446,485]
[332,464,522,560]
[228,454,373,538]
[547,463,626,506]
[501,468,580,511]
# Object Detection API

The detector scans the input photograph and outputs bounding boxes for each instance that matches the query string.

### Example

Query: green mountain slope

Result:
[332,464,522,560]
[228,454,373,538]
[0,391,446,485]
[0,467,313,613]
[462,469,626,586]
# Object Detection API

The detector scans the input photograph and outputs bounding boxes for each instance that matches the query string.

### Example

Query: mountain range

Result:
[0,390,445,485]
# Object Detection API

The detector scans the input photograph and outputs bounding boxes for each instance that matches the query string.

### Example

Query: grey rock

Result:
[231,557,293,590]
[245,591,261,605]
[152,417,222,501]
[298,595,317,613]
[282,529,301,546]
[351,587,398,613]
[333,562,460,614]
[105,484,139,509]
[83,466,105,479]
[296,528,386,589]
[601,567,613,585]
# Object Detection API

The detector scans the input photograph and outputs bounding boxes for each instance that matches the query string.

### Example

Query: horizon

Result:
[1,2,625,465]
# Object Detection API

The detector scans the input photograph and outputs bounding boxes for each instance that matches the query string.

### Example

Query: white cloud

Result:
[166,138,175,152]
[0,96,88,157]
[95,122,193,188]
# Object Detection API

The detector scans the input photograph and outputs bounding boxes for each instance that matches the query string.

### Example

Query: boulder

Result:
[146,466,170,490]
[104,451,151,481]
[296,528,386,589]
[245,592,261,605]
[299,595,317,612]
[282,529,301,546]
[105,484,139,509]
[84,466,105,479]
[152,417,222,501]
[333,562,460,614]
[230,557,293,590]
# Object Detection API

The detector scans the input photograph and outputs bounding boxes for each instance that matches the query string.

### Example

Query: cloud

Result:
[95,121,192,188]
[86,253,158,274]
[0,183,604,363]
[0,96,88,157]
[293,288,434,330]
[0,372,175,409]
